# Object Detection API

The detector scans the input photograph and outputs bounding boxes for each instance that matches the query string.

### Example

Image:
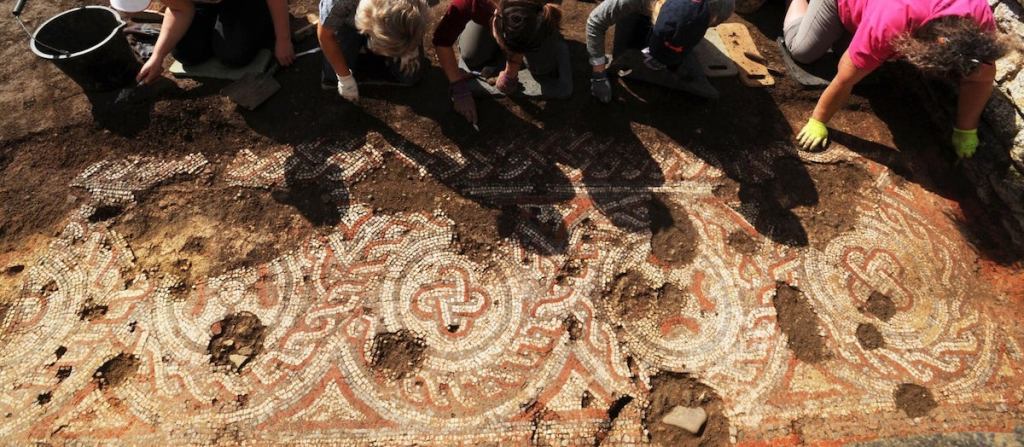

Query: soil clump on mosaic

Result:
[649,195,699,266]
[645,372,729,447]
[93,353,140,389]
[894,383,938,418]
[773,283,830,363]
[208,312,267,372]
[370,329,427,381]
[603,270,689,324]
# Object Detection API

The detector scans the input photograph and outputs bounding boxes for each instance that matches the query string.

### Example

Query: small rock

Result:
[661,405,707,434]
[228,354,248,368]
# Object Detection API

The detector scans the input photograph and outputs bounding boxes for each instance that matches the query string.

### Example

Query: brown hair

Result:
[493,0,561,53]
[892,16,1008,80]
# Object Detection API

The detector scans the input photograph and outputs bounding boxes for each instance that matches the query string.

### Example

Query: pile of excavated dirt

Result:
[645,372,730,447]
[370,329,427,381]
[208,312,267,372]
[773,283,830,363]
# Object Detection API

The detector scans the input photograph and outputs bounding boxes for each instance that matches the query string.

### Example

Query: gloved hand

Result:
[797,118,829,151]
[641,47,667,71]
[495,68,520,95]
[337,73,359,102]
[450,77,477,125]
[591,71,612,103]
[952,127,978,159]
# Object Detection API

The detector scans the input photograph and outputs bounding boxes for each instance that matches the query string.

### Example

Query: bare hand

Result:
[137,56,164,85]
[275,39,295,66]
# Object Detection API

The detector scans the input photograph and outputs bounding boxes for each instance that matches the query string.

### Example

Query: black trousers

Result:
[172,0,274,67]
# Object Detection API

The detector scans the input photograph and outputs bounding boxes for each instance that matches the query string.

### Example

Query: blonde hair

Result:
[650,0,665,23]
[355,0,431,75]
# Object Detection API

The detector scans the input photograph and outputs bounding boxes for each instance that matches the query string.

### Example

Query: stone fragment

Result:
[228,354,247,368]
[661,405,707,434]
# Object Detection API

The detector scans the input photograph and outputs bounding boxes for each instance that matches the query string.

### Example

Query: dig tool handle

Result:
[12,0,28,17]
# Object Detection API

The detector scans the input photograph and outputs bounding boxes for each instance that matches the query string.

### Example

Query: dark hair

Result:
[493,0,561,53]
[892,16,1008,80]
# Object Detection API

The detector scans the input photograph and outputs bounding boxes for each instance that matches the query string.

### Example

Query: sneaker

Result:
[321,77,337,91]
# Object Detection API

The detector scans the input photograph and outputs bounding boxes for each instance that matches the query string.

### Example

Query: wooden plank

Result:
[695,27,738,78]
[715,23,774,87]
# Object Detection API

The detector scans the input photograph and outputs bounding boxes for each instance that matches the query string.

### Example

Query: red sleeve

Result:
[432,0,475,48]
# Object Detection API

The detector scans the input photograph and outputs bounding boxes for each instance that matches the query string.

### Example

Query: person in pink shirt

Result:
[782,0,1008,158]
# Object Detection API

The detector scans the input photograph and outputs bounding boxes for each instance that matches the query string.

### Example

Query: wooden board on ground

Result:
[171,49,272,81]
[716,23,774,87]
[694,28,738,78]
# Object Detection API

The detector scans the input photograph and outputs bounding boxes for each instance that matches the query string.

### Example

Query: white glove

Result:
[337,73,359,102]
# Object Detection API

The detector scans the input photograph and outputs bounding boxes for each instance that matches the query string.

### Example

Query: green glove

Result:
[952,127,978,159]
[797,118,829,151]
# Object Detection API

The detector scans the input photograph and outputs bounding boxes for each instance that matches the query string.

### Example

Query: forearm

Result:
[813,52,870,124]
[436,46,464,82]
[266,0,292,43]
[506,52,524,72]
[955,63,996,130]
[152,0,195,60]
[811,80,854,123]
[586,0,638,65]
[317,26,350,76]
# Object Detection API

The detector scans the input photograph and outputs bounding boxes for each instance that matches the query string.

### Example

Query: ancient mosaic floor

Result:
[1,130,1022,446]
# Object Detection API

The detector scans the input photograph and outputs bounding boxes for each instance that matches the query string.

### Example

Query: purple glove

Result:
[450,77,477,125]
[495,68,520,95]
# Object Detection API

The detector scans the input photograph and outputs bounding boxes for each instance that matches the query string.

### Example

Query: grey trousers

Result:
[458,21,573,99]
[783,0,845,64]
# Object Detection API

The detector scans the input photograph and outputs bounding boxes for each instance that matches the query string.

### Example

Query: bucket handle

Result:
[11,0,71,57]
[12,0,27,16]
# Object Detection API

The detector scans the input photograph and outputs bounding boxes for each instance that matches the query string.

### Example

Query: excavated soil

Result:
[602,270,689,325]
[856,323,885,350]
[93,353,140,389]
[113,172,324,291]
[743,159,872,249]
[894,383,938,418]
[649,195,699,266]
[369,329,427,381]
[862,291,897,322]
[350,154,505,265]
[645,372,729,447]
[207,312,267,372]
[773,283,829,363]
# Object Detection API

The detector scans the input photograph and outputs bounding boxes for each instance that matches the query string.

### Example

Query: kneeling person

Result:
[122,0,296,84]
[586,0,735,102]
[319,0,432,102]
[783,0,1007,158]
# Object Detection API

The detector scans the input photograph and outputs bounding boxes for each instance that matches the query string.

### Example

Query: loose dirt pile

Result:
[93,353,140,389]
[862,291,897,321]
[370,329,427,381]
[773,283,829,363]
[894,383,937,418]
[649,195,699,266]
[856,323,885,350]
[603,270,689,324]
[351,154,505,265]
[207,312,267,372]
[645,372,729,447]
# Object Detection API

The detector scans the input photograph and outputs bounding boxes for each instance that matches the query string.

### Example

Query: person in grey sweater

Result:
[586,0,734,102]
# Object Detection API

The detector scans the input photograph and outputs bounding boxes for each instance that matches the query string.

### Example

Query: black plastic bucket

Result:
[30,6,140,92]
